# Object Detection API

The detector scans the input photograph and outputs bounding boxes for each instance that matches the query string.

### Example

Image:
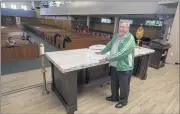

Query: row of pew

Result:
[1,26,39,62]
[23,24,110,50]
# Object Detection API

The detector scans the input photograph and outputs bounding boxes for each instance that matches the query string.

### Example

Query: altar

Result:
[45,46,155,114]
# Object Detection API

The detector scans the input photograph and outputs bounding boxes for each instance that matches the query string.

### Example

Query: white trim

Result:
[128,53,132,67]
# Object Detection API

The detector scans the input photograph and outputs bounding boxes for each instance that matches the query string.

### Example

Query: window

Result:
[145,20,163,27]
[49,1,54,6]
[55,1,61,6]
[21,5,27,10]
[49,1,65,7]
[11,4,16,9]
[1,3,6,8]
[101,18,111,23]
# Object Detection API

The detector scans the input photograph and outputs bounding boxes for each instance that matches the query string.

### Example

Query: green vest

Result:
[101,32,136,71]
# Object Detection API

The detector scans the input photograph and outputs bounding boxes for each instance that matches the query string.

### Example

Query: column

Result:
[166,2,179,64]
[87,16,90,31]
[31,0,35,9]
[113,16,119,35]
[162,19,173,41]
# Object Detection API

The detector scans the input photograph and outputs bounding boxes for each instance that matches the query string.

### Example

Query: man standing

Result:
[97,20,136,108]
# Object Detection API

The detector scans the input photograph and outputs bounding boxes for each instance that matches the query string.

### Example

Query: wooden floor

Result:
[1,64,179,114]
[1,67,51,95]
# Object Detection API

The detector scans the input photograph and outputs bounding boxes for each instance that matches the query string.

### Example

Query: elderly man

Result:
[97,20,136,108]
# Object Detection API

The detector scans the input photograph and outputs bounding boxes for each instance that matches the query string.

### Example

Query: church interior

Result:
[1,1,179,114]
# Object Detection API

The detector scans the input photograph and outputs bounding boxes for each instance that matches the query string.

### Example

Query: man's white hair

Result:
[119,19,131,28]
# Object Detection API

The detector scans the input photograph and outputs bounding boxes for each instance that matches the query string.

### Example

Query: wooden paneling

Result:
[44,19,56,26]
[130,25,161,39]
[20,17,41,25]
[29,17,41,25]
[1,27,21,33]
[54,20,72,31]
[20,17,30,24]
[54,20,63,28]
[90,23,114,33]
[1,16,16,26]
[63,20,72,31]
[1,39,24,46]
[90,23,161,39]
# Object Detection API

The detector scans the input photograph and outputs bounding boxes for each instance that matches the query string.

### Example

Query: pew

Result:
[59,33,110,50]
[1,26,39,62]
[23,23,110,51]
[64,40,109,50]
[53,30,110,50]
[23,24,68,47]
[1,44,39,62]
[1,26,22,32]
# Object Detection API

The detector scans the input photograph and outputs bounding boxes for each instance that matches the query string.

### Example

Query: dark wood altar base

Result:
[50,54,151,114]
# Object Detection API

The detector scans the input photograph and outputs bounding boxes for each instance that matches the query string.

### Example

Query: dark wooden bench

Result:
[64,39,109,50]
[1,26,39,62]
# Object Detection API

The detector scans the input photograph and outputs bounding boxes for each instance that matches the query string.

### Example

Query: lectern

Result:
[149,39,171,69]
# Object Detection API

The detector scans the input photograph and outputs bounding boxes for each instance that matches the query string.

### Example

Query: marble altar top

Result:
[45,47,155,73]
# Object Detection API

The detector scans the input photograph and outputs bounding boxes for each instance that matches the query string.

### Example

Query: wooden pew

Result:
[1,26,22,33]
[64,39,109,50]
[23,23,110,51]
[1,26,39,62]
[1,44,39,62]
[53,30,111,50]
[23,24,68,47]
[1,32,23,41]
[60,32,110,50]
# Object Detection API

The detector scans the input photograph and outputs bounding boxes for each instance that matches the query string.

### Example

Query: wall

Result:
[156,3,178,14]
[158,0,180,4]
[42,16,70,20]
[71,16,87,29]
[1,2,32,10]
[88,17,161,38]
[1,8,36,17]
[1,2,36,17]
[40,16,72,31]
[166,2,179,64]
[130,25,161,39]
[1,16,16,26]
[40,1,177,15]
[90,23,114,33]
[89,17,114,33]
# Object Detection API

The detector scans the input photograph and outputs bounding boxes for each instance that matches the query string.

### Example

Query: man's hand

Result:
[95,52,101,55]
[99,58,107,63]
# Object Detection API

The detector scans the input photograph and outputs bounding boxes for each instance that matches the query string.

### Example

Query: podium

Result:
[149,39,171,69]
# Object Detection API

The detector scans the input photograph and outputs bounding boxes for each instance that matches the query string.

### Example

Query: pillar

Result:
[113,16,119,35]
[162,19,173,41]
[87,16,90,31]
[166,2,179,64]
[31,0,35,9]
